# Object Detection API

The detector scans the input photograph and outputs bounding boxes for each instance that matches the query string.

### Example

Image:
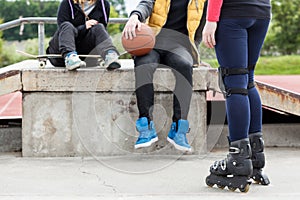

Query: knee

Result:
[59,21,76,31]
[219,67,249,97]
[134,51,158,66]
[90,23,106,33]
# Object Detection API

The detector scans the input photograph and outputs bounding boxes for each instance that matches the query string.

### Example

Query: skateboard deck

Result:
[17,50,127,69]
[16,50,102,69]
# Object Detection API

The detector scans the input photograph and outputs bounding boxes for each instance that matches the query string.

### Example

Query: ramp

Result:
[256,75,300,116]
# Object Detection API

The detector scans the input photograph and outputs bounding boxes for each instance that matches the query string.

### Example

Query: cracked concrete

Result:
[0,148,300,199]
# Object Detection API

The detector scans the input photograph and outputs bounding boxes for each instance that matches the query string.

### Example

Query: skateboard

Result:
[17,50,128,69]
[16,50,102,69]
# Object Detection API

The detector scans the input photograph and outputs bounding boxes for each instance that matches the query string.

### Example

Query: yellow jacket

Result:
[147,0,206,65]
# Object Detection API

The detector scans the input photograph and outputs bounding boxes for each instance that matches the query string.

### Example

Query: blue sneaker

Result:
[167,120,192,152]
[65,51,86,70]
[135,117,158,149]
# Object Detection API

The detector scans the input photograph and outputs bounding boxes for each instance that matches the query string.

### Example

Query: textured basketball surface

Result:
[122,23,155,56]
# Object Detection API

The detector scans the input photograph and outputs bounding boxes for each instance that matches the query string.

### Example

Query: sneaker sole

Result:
[167,137,192,152]
[134,136,158,149]
[66,61,86,71]
[106,62,121,70]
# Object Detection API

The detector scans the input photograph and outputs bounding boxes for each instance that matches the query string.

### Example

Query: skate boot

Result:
[167,120,192,152]
[249,132,270,185]
[134,117,158,149]
[206,138,253,192]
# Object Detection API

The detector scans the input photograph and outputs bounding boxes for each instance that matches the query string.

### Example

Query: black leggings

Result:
[134,47,193,122]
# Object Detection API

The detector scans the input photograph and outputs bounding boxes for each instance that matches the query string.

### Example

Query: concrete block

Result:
[208,123,300,149]
[22,92,207,156]
[0,127,22,152]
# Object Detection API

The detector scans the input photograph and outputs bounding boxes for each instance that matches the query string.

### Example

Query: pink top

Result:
[207,0,223,22]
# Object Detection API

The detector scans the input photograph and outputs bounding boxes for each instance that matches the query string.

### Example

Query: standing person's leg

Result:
[133,50,160,149]
[247,19,271,185]
[78,24,120,69]
[205,19,253,192]
[163,47,193,152]
[216,19,250,142]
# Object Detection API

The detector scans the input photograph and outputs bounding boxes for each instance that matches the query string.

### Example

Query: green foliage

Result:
[0,42,24,67]
[203,55,300,75]
[256,55,300,75]
[267,0,300,55]
[0,38,51,67]
[0,0,60,41]
[108,6,123,34]
[109,0,127,17]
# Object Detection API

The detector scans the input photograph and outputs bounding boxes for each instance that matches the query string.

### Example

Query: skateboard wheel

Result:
[39,61,46,69]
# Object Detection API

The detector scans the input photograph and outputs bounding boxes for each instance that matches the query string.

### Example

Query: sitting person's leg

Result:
[47,21,86,70]
[78,23,121,70]
[133,50,160,149]
[163,47,194,152]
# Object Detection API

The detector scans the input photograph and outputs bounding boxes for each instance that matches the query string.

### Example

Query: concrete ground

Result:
[0,147,299,200]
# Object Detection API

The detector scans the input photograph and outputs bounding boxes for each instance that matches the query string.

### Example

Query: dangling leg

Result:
[163,47,193,152]
[133,50,160,149]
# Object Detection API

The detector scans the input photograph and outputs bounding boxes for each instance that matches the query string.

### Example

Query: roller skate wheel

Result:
[228,186,236,192]
[217,184,225,189]
[205,176,214,187]
[239,184,250,193]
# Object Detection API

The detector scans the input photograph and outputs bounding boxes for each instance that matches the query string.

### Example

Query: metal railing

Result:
[0,17,128,55]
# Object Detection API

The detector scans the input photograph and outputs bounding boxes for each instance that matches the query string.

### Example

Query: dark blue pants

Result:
[134,46,193,122]
[215,18,270,142]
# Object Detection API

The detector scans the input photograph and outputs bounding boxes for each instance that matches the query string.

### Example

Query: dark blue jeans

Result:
[215,18,270,141]
[134,46,193,122]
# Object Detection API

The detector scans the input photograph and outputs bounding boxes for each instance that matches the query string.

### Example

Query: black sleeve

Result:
[129,0,155,22]
[57,0,72,27]
[104,0,110,27]
[194,1,207,47]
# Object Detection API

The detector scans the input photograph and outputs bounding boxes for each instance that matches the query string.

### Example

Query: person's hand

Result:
[202,21,217,48]
[122,14,141,40]
[86,19,98,29]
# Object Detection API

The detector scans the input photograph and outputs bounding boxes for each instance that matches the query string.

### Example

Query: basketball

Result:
[122,23,155,56]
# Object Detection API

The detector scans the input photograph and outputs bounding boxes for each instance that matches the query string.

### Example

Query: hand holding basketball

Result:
[122,16,155,56]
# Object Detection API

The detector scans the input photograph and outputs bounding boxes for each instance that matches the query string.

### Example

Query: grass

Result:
[256,55,300,75]
[202,55,300,75]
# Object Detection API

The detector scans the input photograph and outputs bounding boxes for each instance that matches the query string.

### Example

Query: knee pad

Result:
[218,67,249,98]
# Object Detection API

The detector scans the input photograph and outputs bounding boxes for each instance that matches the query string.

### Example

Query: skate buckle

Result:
[220,160,227,171]
[229,147,240,154]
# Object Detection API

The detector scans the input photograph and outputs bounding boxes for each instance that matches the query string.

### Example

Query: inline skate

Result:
[249,132,270,185]
[206,138,253,192]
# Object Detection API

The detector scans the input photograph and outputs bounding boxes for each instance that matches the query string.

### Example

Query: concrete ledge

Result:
[21,67,218,92]
[17,60,218,156]
[0,70,21,96]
